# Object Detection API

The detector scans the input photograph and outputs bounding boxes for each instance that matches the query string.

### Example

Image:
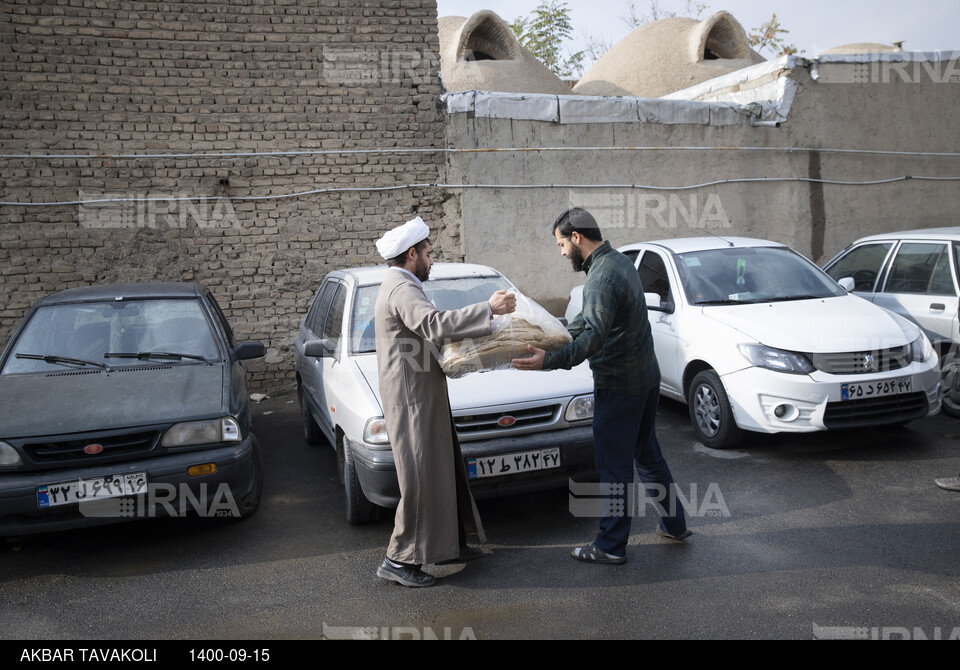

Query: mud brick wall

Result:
[0,0,452,391]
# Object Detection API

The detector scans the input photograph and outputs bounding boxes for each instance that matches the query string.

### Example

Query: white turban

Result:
[376,217,430,260]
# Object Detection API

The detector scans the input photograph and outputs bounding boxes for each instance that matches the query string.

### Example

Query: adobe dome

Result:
[438,11,573,95]
[574,11,766,98]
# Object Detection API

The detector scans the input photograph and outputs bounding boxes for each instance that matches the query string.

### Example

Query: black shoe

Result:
[436,545,485,565]
[376,560,436,588]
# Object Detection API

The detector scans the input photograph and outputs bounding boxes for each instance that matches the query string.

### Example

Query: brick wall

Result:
[0,0,451,391]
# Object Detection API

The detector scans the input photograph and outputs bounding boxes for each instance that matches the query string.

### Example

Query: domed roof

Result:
[573,11,765,98]
[438,11,573,95]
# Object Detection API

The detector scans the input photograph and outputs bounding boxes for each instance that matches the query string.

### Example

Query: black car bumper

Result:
[0,437,259,537]
[349,425,596,508]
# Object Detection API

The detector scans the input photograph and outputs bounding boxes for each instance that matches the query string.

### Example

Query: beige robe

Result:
[375,268,493,565]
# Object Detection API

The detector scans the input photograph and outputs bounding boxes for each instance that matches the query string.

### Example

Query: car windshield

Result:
[1,299,222,375]
[675,247,845,306]
[350,275,511,354]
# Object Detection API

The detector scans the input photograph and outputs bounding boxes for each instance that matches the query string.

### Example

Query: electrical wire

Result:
[2,146,960,160]
[2,175,959,207]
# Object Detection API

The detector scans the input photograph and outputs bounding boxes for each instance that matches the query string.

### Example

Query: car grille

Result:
[810,345,910,375]
[23,430,160,464]
[454,405,561,435]
[822,392,928,429]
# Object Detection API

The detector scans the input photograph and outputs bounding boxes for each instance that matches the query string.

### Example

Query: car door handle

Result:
[930,303,946,311]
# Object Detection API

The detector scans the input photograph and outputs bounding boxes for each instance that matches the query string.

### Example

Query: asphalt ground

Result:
[2,389,959,640]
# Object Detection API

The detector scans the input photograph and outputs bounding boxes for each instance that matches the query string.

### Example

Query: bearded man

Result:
[512,208,690,564]
[374,217,516,587]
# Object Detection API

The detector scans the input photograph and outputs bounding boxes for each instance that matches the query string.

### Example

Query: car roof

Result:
[617,237,787,255]
[850,227,960,244]
[329,263,505,286]
[37,282,204,306]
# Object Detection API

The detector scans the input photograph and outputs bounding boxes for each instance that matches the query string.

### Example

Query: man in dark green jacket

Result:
[512,208,690,564]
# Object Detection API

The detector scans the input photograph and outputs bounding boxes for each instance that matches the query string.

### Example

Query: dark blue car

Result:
[0,283,265,538]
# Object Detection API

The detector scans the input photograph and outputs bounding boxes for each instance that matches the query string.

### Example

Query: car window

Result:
[884,243,956,296]
[2,299,222,375]
[675,247,845,305]
[637,251,672,308]
[204,291,235,348]
[323,284,346,343]
[349,276,510,354]
[824,242,893,292]
[306,282,336,336]
[622,249,640,266]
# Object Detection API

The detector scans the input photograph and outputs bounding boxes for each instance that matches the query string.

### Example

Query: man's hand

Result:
[489,290,517,316]
[511,345,545,371]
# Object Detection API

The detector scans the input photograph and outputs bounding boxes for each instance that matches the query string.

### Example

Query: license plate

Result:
[37,472,148,509]
[841,377,913,401]
[467,448,560,480]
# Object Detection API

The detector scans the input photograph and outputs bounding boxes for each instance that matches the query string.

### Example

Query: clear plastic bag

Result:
[439,290,572,378]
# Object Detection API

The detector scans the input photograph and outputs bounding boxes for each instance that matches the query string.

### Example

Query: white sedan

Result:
[296,263,596,524]
[565,238,941,448]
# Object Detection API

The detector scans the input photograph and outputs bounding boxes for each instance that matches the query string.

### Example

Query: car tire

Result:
[688,370,743,449]
[299,385,325,446]
[337,434,379,525]
[940,343,960,418]
[234,434,264,520]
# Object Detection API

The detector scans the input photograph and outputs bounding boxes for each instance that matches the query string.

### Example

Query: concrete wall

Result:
[0,0,449,391]
[445,58,960,315]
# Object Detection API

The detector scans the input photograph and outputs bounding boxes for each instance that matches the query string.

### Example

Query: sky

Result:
[435,0,960,65]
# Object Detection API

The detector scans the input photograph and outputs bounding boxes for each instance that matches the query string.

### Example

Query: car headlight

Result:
[565,394,595,422]
[161,417,242,448]
[910,332,934,363]
[739,344,815,375]
[363,418,390,446]
[0,441,22,469]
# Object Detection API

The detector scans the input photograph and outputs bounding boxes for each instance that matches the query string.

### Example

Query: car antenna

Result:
[695,226,736,247]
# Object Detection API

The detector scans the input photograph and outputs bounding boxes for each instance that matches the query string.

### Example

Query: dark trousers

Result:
[592,385,687,556]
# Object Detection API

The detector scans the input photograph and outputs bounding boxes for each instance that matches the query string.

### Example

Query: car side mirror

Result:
[838,277,856,292]
[303,339,336,358]
[233,342,266,361]
[644,292,675,315]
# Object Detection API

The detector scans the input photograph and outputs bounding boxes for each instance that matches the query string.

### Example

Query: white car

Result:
[822,227,960,416]
[296,263,596,524]
[565,238,941,448]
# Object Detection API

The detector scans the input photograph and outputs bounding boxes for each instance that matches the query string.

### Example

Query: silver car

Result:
[824,227,960,416]
[295,263,596,524]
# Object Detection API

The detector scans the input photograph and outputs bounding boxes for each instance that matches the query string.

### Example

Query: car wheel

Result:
[337,434,379,525]
[233,434,264,520]
[688,370,743,449]
[940,344,960,418]
[299,386,325,445]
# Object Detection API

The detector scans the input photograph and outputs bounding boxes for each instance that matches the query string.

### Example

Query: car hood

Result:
[353,356,594,411]
[701,295,918,353]
[0,364,225,439]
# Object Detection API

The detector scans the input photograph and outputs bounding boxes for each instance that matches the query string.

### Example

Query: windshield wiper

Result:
[695,299,748,306]
[104,351,209,362]
[15,353,110,370]
[768,294,828,303]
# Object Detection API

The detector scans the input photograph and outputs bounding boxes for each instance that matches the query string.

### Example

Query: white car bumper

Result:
[719,360,941,434]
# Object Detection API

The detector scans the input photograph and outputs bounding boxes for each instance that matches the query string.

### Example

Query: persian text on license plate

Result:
[841,377,912,401]
[467,448,560,480]
[37,472,148,509]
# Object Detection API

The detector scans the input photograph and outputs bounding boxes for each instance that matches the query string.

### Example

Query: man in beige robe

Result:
[374,218,516,588]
